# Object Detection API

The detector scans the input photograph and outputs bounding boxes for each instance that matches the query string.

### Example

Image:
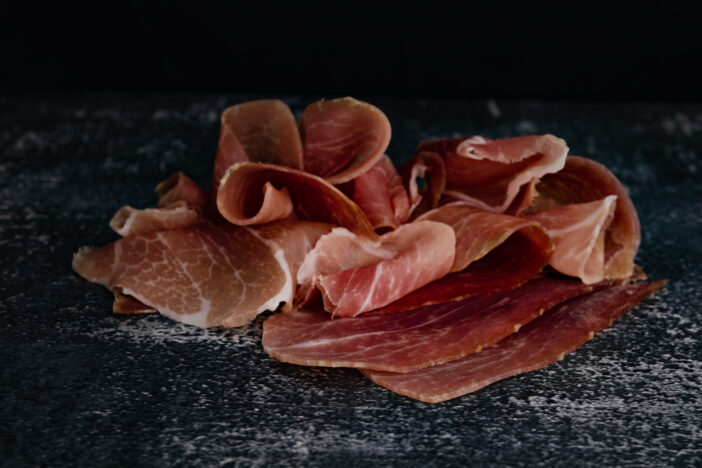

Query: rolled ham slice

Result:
[530,155,641,281]
[363,280,666,403]
[419,135,568,213]
[212,99,303,193]
[216,162,376,238]
[297,221,456,317]
[263,277,595,373]
[300,97,391,184]
[352,155,411,231]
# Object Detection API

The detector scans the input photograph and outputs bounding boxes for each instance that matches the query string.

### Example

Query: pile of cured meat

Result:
[73,97,665,403]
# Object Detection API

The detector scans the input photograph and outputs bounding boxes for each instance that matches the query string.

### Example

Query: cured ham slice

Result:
[363,280,665,403]
[379,203,553,313]
[112,289,157,315]
[300,97,391,184]
[527,196,617,284]
[156,171,209,208]
[263,277,594,373]
[400,151,446,219]
[530,156,641,281]
[352,156,411,230]
[216,162,376,238]
[297,221,455,317]
[73,223,292,328]
[419,135,568,213]
[109,201,204,236]
[212,99,303,193]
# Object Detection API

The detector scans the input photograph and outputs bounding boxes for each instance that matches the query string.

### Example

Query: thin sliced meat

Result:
[352,156,411,230]
[363,280,666,403]
[300,97,391,184]
[156,171,209,208]
[73,223,291,328]
[530,155,641,281]
[299,221,456,317]
[419,135,568,212]
[109,201,204,237]
[113,288,157,315]
[505,177,539,216]
[399,151,446,219]
[263,277,595,373]
[378,203,553,313]
[212,99,303,193]
[216,162,376,238]
[527,196,617,284]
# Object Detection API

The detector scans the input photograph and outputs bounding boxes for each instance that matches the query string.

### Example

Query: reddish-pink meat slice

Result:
[297,221,455,317]
[156,171,209,208]
[112,288,157,315]
[379,203,553,313]
[212,99,303,193]
[399,151,446,220]
[530,155,641,281]
[527,196,617,284]
[109,201,204,236]
[300,97,391,184]
[419,135,568,212]
[73,223,292,328]
[363,280,666,403]
[216,162,376,238]
[352,156,411,230]
[263,277,595,373]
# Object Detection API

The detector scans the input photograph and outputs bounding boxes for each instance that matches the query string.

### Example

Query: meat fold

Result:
[216,162,376,238]
[263,277,595,373]
[419,135,568,213]
[74,223,298,328]
[379,202,553,313]
[399,151,446,219]
[156,171,209,208]
[527,196,617,284]
[300,97,391,184]
[296,220,456,317]
[362,280,666,403]
[351,155,411,231]
[212,99,303,193]
[109,201,204,237]
[529,155,641,281]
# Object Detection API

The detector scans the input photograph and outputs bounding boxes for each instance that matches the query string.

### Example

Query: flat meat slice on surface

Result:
[73,223,291,328]
[156,171,209,208]
[530,155,641,281]
[263,277,594,373]
[109,201,204,237]
[352,156,411,230]
[379,203,553,313]
[363,280,666,403]
[212,99,303,193]
[297,220,455,317]
[527,196,617,284]
[419,135,568,213]
[300,97,391,184]
[216,162,376,238]
[399,151,446,219]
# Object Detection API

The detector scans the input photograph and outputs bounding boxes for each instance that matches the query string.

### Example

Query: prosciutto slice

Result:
[109,201,204,236]
[363,280,665,403]
[297,221,455,317]
[352,155,411,230]
[212,99,303,193]
[73,223,293,328]
[263,277,594,373]
[400,151,446,219]
[156,171,209,208]
[527,196,617,284]
[112,288,157,315]
[530,155,641,281]
[379,202,553,313]
[419,135,568,213]
[300,97,391,184]
[216,162,376,238]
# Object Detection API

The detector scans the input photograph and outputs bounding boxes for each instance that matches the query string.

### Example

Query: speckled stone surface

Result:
[1,93,700,467]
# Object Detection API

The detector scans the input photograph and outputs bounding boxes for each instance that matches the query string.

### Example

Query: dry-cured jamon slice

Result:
[156,171,209,208]
[109,201,204,237]
[363,280,665,403]
[352,156,411,231]
[399,151,446,219]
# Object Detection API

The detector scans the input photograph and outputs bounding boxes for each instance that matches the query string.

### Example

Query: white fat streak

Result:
[547,196,618,238]
[246,228,294,315]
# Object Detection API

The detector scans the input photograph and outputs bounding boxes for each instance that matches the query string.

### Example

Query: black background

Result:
[2,0,701,100]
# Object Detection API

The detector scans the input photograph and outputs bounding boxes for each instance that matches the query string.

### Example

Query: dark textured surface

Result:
[0,93,700,467]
